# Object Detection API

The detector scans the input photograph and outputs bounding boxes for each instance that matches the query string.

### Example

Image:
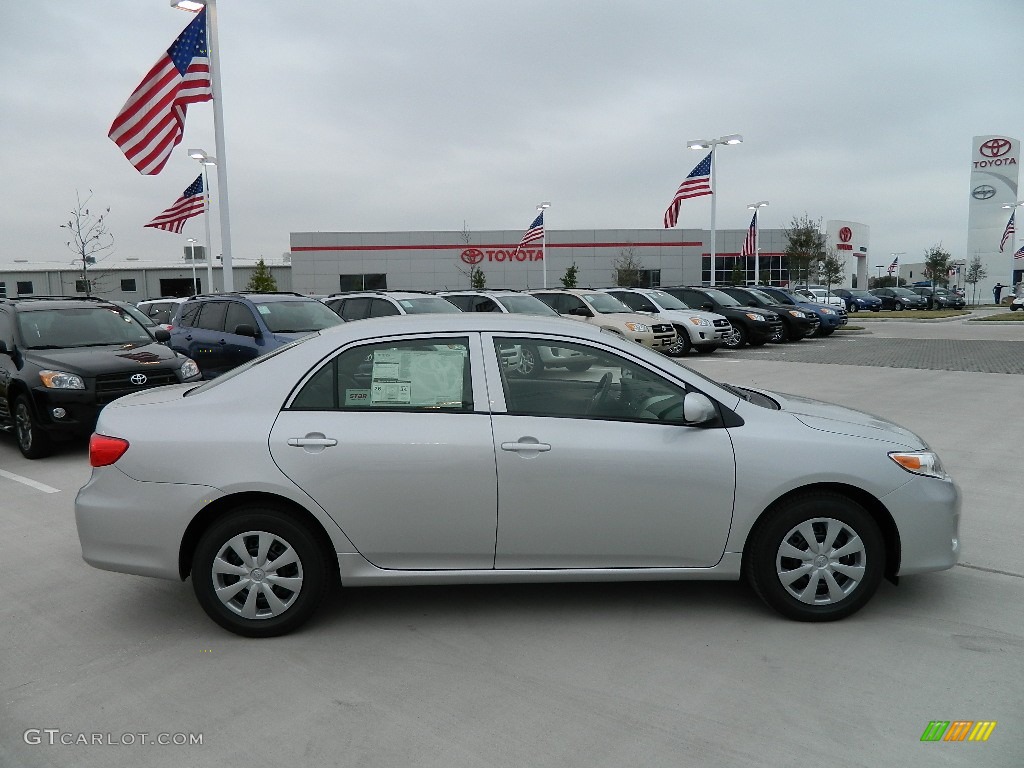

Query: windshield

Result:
[398,297,464,314]
[581,293,633,313]
[496,295,559,315]
[17,306,155,349]
[699,289,741,307]
[645,290,689,310]
[746,289,776,304]
[891,288,917,297]
[257,300,343,333]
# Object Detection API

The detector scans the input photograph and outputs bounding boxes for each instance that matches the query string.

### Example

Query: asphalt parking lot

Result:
[1,316,1021,768]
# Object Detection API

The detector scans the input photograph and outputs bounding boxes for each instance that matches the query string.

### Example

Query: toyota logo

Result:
[980,138,1011,158]
[130,373,148,386]
[460,248,484,265]
[972,185,996,200]
[839,227,852,243]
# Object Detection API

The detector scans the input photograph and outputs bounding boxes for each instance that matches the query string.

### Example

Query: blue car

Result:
[169,292,342,378]
[753,286,848,336]
[833,288,883,313]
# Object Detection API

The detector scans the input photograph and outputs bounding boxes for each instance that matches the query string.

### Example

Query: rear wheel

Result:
[849,303,859,313]
[14,396,52,460]
[192,508,329,637]
[894,301,905,310]
[518,345,541,375]
[746,493,884,622]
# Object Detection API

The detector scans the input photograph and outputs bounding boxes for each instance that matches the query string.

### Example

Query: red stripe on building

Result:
[292,241,705,252]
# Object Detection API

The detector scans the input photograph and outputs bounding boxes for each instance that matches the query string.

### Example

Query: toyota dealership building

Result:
[288,226,814,294]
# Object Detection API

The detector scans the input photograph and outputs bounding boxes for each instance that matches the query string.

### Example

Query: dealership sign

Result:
[460,248,543,264]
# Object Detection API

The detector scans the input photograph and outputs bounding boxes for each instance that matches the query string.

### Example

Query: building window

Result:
[75,279,90,293]
[121,279,137,292]
[17,281,33,295]
[615,268,661,288]
[0,282,6,297]
[339,273,387,291]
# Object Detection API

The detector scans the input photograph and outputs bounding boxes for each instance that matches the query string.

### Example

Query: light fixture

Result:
[170,1,205,11]
[683,133,743,285]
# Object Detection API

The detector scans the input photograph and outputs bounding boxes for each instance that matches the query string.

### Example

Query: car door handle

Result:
[501,440,551,453]
[287,435,338,448]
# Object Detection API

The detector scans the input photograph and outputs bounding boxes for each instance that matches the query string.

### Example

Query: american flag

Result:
[145,174,205,233]
[515,211,545,252]
[740,211,757,257]
[1015,244,1024,261]
[1000,211,1015,252]
[887,255,899,275]
[663,152,713,228]
[109,9,212,175]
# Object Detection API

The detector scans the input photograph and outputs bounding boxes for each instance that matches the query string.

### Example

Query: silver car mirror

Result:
[683,392,717,425]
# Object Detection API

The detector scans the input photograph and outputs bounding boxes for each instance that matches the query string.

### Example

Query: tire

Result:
[665,326,692,357]
[192,509,329,637]
[14,396,52,460]
[723,322,747,349]
[746,493,884,622]
[1011,305,1020,312]
[849,304,859,313]
[894,301,905,311]
[693,345,718,354]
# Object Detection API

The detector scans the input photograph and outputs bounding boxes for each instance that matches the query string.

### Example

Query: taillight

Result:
[90,434,129,467]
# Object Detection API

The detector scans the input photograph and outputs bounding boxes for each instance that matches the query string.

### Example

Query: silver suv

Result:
[323,291,463,320]
[601,288,731,355]
[136,297,188,330]
[529,289,677,351]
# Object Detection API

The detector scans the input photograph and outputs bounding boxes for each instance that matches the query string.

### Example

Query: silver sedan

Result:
[75,314,960,637]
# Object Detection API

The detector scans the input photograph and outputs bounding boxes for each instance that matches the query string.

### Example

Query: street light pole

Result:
[687,134,742,286]
[187,238,198,294]
[747,200,769,285]
[188,149,216,292]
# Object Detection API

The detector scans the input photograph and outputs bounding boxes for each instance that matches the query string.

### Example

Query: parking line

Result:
[0,469,61,494]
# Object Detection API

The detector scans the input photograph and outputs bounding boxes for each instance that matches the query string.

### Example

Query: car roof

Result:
[3,296,119,311]
[313,311,609,341]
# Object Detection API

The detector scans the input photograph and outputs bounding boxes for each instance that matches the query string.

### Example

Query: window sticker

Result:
[369,347,465,407]
[257,305,271,315]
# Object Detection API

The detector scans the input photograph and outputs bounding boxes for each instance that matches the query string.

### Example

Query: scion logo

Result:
[972,185,996,200]
[460,248,485,265]
[980,138,1011,158]
[839,227,852,242]
[130,374,148,385]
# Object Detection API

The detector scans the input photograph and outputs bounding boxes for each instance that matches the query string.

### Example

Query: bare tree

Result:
[454,220,487,289]
[613,247,645,287]
[60,190,115,296]
[964,254,987,306]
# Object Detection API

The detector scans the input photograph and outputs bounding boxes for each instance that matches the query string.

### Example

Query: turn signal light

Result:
[90,434,130,467]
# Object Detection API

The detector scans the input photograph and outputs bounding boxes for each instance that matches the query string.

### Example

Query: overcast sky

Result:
[2,1,1022,270]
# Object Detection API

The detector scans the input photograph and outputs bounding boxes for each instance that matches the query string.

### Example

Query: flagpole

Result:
[748,201,769,285]
[203,0,235,292]
[539,202,551,288]
[686,134,742,286]
[201,163,214,291]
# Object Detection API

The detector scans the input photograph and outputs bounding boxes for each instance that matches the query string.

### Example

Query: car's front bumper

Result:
[883,475,961,576]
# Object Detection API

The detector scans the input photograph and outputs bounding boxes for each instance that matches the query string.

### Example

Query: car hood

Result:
[24,343,182,373]
[745,388,925,449]
[644,309,724,323]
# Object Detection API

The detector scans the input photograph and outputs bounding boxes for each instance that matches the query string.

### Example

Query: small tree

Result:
[613,247,644,287]
[560,262,579,288]
[964,254,987,305]
[923,244,952,288]
[469,265,487,289]
[728,260,745,285]
[783,214,826,286]
[816,247,846,292]
[245,258,278,291]
[61,190,115,297]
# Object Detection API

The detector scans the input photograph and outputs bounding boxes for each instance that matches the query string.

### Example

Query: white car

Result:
[135,297,188,331]
[601,288,732,355]
[795,287,845,308]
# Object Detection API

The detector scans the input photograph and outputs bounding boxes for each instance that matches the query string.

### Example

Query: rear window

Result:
[254,300,343,332]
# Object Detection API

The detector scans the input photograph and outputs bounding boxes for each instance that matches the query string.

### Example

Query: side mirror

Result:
[154,329,171,343]
[747,301,757,307]
[233,324,259,338]
[682,392,717,425]
[570,307,593,317]
[701,302,714,312]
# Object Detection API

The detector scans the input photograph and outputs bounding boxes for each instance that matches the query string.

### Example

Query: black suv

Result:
[168,292,342,378]
[717,286,820,342]
[0,296,202,458]
[660,287,783,349]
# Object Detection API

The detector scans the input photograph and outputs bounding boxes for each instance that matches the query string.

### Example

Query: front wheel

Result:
[723,322,747,349]
[849,304,859,313]
[14,396,52,459]
[746,493,884,621]
[894,301,905,310]
[192,509,329,637]
[665,327,692,357]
